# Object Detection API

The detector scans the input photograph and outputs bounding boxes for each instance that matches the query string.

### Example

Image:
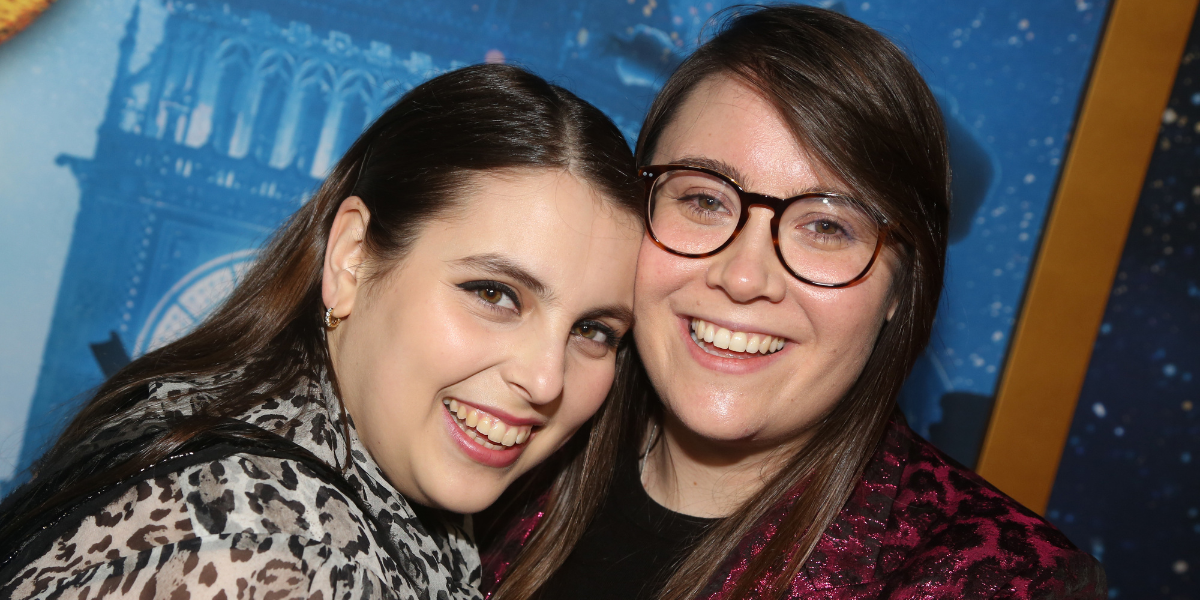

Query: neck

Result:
[640,412,803,518]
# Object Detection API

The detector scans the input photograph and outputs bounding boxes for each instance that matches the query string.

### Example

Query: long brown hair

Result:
[492,5,950,600]
[0,63,641,543]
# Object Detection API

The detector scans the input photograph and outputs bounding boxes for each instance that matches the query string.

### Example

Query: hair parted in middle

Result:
[489,6,950,600]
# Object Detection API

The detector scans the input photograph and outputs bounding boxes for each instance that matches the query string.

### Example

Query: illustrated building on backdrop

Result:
[15,0,672,489]
[12,0,1000,493]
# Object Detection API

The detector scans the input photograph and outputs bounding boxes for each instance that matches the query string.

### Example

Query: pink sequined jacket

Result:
[481,415,1106,599]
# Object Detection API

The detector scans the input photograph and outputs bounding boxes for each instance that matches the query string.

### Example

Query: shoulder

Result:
[880,423,1106,598]
[176,451,373,544]
[5,452,397,600]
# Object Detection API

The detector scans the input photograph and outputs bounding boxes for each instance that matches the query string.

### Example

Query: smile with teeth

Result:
[443,399,533,450]
[690,318,787,356]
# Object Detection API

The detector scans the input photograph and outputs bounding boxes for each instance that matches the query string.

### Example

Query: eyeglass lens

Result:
[648,169,881,286]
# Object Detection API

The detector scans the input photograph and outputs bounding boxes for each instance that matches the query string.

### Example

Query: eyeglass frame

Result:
[639,164,891,289]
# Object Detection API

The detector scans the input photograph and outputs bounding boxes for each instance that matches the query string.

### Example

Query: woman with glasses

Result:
[0,64,643,600]
[482,6,1105,600]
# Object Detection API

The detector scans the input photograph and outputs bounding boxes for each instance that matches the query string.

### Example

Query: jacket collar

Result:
[799,416,908,588]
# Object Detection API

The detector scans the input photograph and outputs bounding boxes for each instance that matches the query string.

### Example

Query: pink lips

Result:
[678,315,787,375]
[443,408,525,468]
[442,402,538,469]
[453,399,545,427]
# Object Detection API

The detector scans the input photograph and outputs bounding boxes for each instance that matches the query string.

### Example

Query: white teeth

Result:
[713,328,731,349]
[729,332,748,352]
[487,420,506,443]
[443,399,534,449]
[689,319,786,356]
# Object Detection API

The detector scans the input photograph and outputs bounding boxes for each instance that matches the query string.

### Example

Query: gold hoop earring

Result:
[324,307,341,329]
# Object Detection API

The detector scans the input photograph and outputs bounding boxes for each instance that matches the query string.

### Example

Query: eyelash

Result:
[458,280,624,351]
[573,320,622,349]
[458,280,521,312]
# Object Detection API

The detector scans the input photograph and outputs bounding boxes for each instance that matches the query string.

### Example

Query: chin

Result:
[438,497,495,515]
[670,403,760,442]
[422,483,503,514]
[411,463,509,514]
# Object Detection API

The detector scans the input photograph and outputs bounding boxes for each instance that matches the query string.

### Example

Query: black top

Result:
[537,453,716,600]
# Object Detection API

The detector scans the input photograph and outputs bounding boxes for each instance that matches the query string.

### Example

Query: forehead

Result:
[424,169,641,298]
[652,75,841,198]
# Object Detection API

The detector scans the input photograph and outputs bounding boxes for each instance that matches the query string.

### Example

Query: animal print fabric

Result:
[482,413,1106,599]
[4,373,483,600]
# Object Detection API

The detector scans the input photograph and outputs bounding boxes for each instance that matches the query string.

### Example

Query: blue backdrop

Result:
[1046,9,1200,597]
[0,0,1108,495]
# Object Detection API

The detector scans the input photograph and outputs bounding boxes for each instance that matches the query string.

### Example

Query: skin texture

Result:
[637,75,897,517]
[322,169,641,514]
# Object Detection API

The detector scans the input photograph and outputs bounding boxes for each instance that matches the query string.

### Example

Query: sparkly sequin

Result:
[483,414,1105,598]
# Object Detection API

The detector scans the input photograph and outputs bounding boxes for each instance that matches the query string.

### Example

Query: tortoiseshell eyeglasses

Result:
[641,164,890,288]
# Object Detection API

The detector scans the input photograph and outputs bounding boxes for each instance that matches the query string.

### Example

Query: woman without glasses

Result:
[0,64,643,599]
[483,6,1106,599]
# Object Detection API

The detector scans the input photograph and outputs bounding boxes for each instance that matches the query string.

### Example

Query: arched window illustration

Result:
[248,52,294,165]
[134,250,258,356]
[165,45,207,144]
[284,61,334,177]
[330,72,376,164]
[209,41,253,156]
[380,79,406,110]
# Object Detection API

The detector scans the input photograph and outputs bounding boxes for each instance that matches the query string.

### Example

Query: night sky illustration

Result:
[1046,11,1200,599]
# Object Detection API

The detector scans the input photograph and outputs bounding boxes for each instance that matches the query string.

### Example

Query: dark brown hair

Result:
[0,63,641,544]
[492,5,949,599]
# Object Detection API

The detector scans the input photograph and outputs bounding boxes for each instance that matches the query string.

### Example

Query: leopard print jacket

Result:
[3,372,483,600]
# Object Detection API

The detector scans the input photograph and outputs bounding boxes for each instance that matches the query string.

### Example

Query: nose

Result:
[705,207,787,303]
[503,326,567,406]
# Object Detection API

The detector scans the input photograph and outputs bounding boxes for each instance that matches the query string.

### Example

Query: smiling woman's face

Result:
[323,169,641,514]
[635,75,897,456]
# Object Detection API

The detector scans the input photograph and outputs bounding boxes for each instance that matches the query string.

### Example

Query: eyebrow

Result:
[669,155,834,198]
[452,254,634,328]
[671,156,751,187]
[578,305,635,330]
[451,253,553,302]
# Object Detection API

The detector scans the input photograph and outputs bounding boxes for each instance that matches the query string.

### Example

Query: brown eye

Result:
[461,281,518,311]
[572,323,609,345]
[813,220,841,235]
[477,287,504,304]
[690,194,733,215]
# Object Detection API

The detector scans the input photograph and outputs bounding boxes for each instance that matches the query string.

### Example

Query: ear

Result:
[322,196,371,321]
[886,296,900,322]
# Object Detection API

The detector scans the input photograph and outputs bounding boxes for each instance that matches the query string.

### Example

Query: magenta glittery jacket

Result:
[481,414,1106,599]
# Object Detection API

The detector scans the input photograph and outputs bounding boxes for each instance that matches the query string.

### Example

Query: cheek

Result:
[635,241,665,295]
[800,286,890,359]
[423,314,487,367]
[378,298,504,395]
[560,360,617,427]
[635,238,681,289]
[635,240,701,306]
